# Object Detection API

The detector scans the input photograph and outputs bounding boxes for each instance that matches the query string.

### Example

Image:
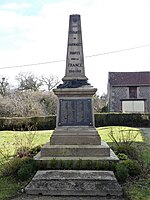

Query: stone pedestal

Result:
[25,170,123,198]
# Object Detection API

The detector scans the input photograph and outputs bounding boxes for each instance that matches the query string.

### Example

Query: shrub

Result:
[1,157,35,178]
[122,159,141,177]
[117,153,128,160]
[60,160,65,169]
[16,146,30,158]
[50,158,57,169]
[108,128,140,147]
[2,158,23,177]
[66,160,73,170]
[85,160,93,170]
[29,145,41,156]
[115,145,139,160]
[17,160,37,181]
[76,159,83,170]
[115,163,129,183]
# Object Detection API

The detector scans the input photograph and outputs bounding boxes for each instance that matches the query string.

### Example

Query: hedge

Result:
[0,113,149,131]
[94,113,150,127]
[0,116,56,131]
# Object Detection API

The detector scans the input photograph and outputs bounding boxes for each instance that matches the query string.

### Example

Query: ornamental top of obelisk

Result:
[62,14,88,85]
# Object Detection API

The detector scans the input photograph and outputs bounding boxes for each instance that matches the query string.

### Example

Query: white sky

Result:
[0,0,150,95]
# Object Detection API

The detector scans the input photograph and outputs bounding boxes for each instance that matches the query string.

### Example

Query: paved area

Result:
[140,128,150,138]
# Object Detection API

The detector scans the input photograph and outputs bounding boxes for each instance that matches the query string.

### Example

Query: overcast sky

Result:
[0,0,149,95]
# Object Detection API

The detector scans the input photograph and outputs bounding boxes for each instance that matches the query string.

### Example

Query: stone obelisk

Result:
[62,14,87,82]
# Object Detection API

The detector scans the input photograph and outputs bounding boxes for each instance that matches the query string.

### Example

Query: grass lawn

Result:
[0,130,52,158]
[0,126,149,200]
[97,126,143,143]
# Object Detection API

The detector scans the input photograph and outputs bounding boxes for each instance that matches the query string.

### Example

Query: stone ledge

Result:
[34,148,119,162]
[53,86,97,97]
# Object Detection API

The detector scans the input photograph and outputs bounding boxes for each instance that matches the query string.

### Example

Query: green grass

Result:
[97,126,143,143]
[0,126,149,200]
[0,130,52,158]
[0,177,25,200]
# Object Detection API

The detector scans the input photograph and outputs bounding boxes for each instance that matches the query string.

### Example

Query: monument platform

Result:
[25,170,123,198]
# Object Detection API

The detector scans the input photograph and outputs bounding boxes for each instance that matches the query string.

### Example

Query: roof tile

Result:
[109,72,150,86]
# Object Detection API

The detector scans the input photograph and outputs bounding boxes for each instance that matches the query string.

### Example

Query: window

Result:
[129,87,137,99]
[122,100,144,113]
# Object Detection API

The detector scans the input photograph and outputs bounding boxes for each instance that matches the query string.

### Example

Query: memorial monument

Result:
[26,15,122,198]
[34,14,118,161]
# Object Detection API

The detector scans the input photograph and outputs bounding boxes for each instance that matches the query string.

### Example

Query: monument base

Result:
[25,170,123,198]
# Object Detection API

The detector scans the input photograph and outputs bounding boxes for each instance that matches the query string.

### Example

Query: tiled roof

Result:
[109,72,150,86]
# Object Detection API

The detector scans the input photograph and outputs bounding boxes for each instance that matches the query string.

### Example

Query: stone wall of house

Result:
[139,86,150,112]
[109,86,128,112]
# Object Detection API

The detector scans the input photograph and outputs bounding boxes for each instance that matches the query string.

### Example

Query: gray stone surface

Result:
[140,128,150,138]
[62,14,87,81]
[108,84,150,113]
[34,141,119,163]
[11,194,125,200]
[40,143,110,157]
[25,170,123,198]
[50,126,100,145]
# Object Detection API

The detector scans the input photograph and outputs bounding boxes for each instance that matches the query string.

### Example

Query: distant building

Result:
[107,72,150,113]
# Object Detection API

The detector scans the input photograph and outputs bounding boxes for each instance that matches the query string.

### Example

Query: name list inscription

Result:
[58,99,93,126]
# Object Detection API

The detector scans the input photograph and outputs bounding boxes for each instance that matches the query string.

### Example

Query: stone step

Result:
[50,127,100,145]
[25,170,123,198]
[50,133,101,145]
[40,143,110,157]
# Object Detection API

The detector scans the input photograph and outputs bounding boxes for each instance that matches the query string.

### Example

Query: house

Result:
[107,72,150,113]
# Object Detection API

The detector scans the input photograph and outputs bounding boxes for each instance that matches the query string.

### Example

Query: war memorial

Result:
[25,14,123,199]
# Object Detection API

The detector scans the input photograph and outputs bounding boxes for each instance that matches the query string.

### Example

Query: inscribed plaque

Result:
[58,99,93,126]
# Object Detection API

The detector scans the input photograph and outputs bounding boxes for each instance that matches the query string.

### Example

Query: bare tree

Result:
[16,72,42,91]
[0,72,60,117]
[93,93,107,113]
[40,75,60,91]
[0,77,9,96]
